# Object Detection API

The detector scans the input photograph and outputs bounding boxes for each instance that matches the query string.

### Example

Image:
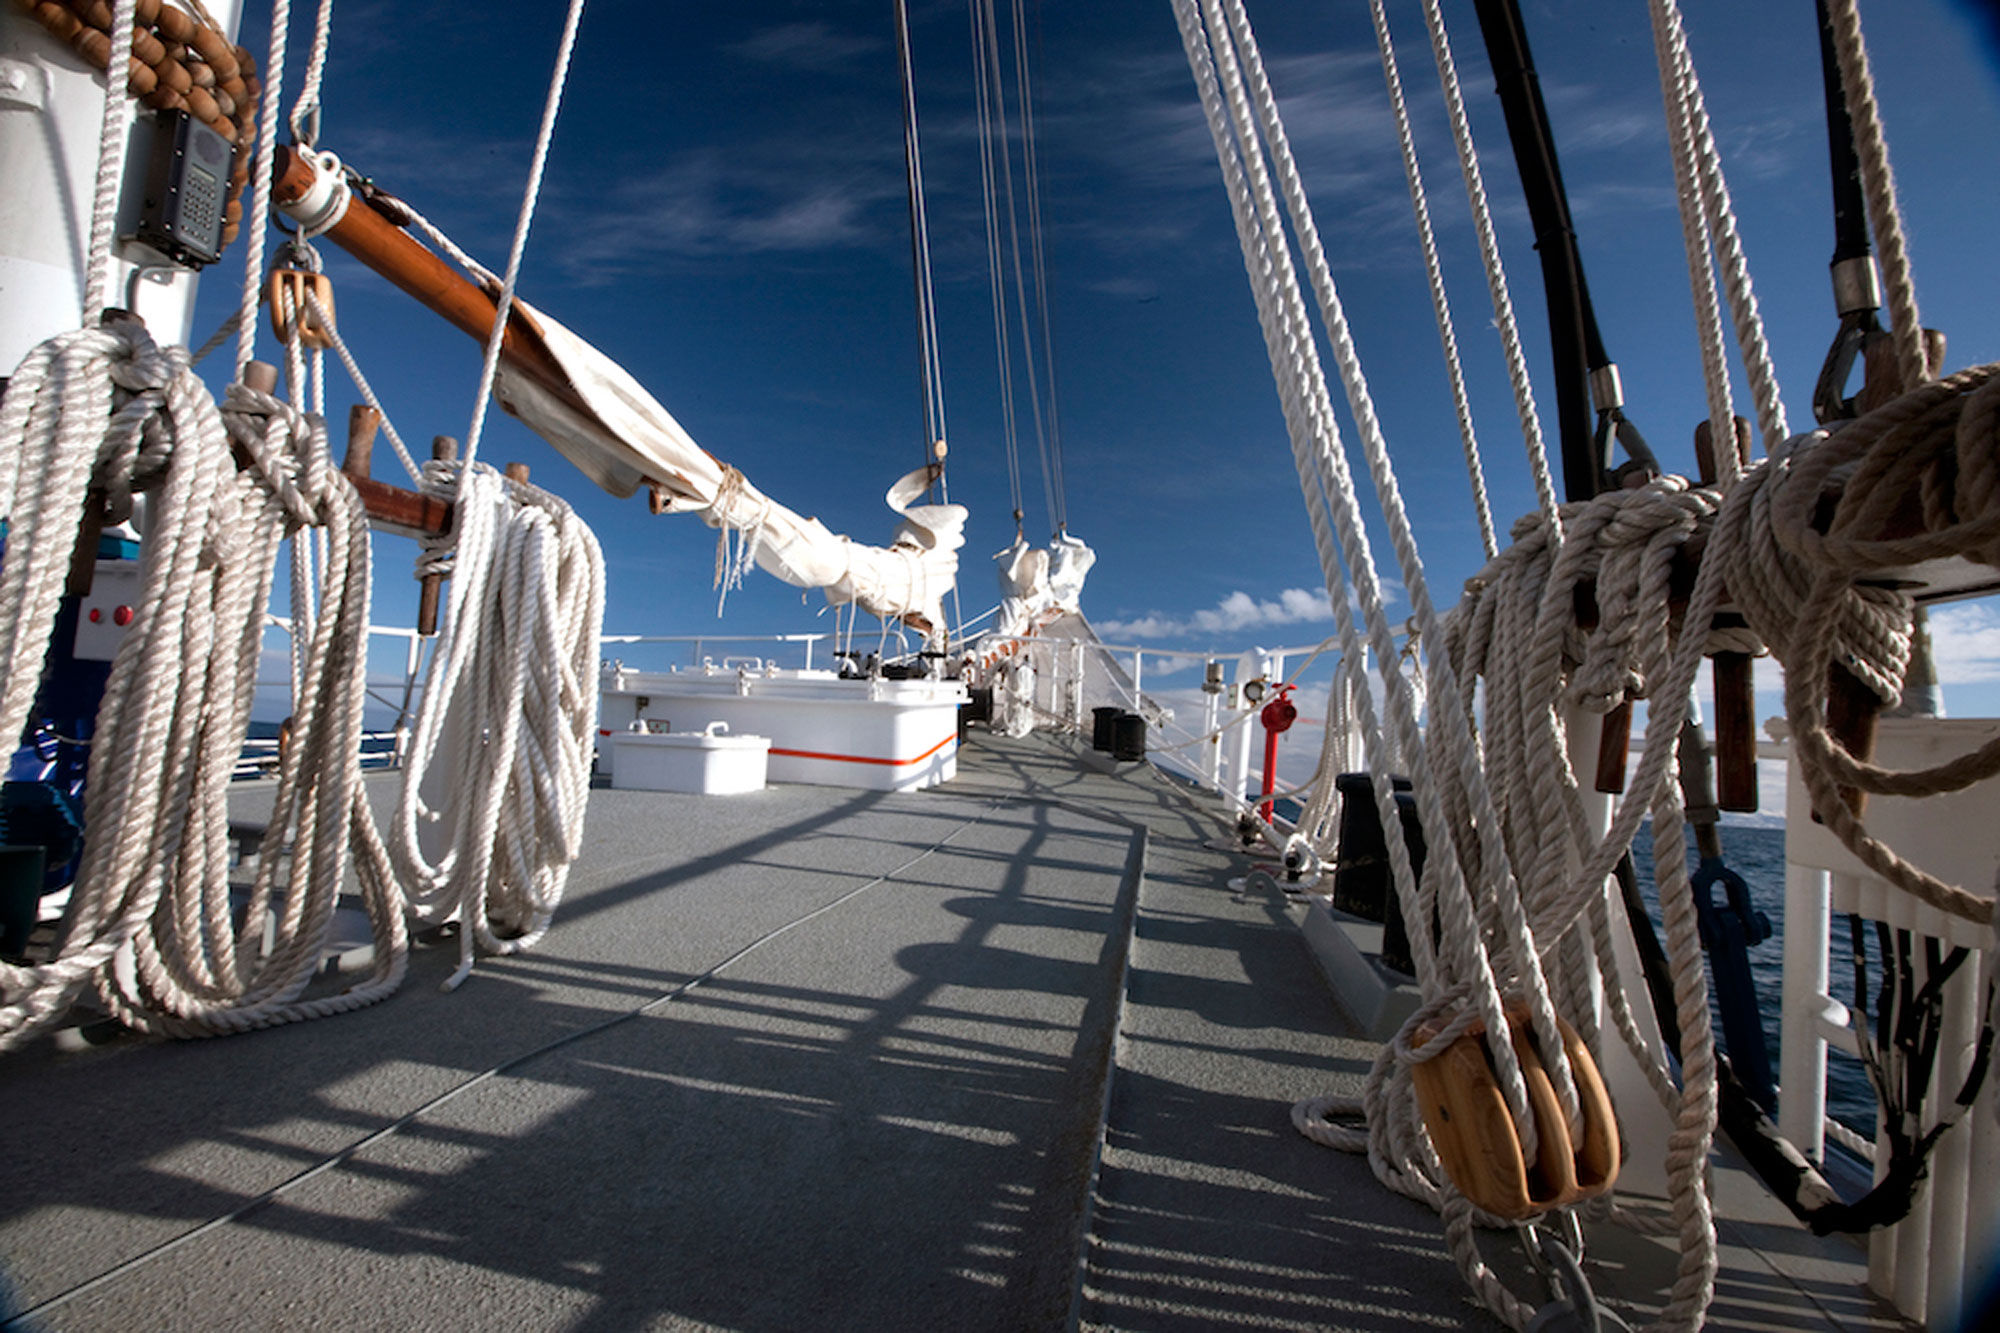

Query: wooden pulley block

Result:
[1408,1005,1620,1221]
[267,269,336,350]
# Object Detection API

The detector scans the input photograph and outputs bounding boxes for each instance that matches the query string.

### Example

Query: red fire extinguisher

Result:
[1258,683,1297,822]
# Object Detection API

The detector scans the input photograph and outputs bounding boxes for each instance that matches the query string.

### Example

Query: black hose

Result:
[1468,0,1610,502]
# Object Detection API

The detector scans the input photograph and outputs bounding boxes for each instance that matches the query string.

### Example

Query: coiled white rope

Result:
[391,463,604,991]
[0,324,404,1047]
[94,375,407,1037]
[1174,1,1731,1325]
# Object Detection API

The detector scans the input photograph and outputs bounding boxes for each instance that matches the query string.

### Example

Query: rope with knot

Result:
[0,322,405,1047]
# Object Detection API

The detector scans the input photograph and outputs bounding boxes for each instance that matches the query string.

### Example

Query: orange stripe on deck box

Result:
[599,665,965,792]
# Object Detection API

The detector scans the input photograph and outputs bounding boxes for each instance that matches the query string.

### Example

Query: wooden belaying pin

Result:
[1695,417,1759,813]
[343,404,382,479]
[1575,582,1632,795]
[417,435,457,637]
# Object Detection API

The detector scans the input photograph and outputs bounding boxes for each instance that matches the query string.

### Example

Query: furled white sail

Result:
[993,530,1094,639]
[491,302,967,639]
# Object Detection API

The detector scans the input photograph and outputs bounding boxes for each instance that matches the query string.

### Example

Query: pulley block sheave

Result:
[1409,1006,1620,1221]
[267,269,336,349]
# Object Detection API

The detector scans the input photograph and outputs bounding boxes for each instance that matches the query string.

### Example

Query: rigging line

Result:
[1367,0,1498,561]
[1009,0,1066,533]
[1646,0,1741,474]
[971,0,1025,528]
[1647,0,1787,460]
[894,0,947,482]
[460,0,589,474]
[1415,0,1561,538]
[1822,0,1927,389]
[979,0,1058,537]
[1,799,1006,1331]
[1815,0,1871,269]
[80,0,138,324]
[236,0,294,379]
[288,0,335,146]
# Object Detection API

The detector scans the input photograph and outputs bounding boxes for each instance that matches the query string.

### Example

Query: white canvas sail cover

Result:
[491,302,967,638]
[993,530,1095,638]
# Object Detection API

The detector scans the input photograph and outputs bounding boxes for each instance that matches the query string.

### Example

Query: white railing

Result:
[977,630,1350,837]
[600,632,835,673]
[1777,717,2000,1329]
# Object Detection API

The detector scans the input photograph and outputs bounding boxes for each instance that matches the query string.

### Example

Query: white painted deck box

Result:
[599,665,964,792]
[609,722,770,795]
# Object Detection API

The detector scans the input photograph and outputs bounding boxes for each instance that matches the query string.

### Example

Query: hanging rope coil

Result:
[1718,366,2000,926]
[0,322,405,1047]
[392,461,604,991]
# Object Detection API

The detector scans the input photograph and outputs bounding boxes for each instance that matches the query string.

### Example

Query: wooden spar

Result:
[270,147,583,416]
[263,149,942,638]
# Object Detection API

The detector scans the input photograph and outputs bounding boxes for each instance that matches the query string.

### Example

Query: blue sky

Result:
[193,0,2000,715]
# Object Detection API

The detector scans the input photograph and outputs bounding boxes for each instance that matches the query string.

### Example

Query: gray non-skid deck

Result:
[1,731,1898,1330]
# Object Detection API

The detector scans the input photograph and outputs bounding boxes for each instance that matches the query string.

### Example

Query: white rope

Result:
[390,463,604,990]
[969,0,1026,536]
[0,324,405,1047]
[1366,0,1496,561]
[1175,2,1732,1325]
[1413,0,1562,539]
[1444,482,1731,1328]
[288,0,336,147]
[80,0,139,325]
[235,0,293,380]
[1822,0,1927,390]
[401,206,500,287]
[972,0,1057,537]
[1645,0,1789,466]
[1210,0,1570,1125]
[460,0,589,473]
[301,289,424,482]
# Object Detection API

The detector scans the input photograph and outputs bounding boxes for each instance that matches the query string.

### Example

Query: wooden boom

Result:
[270,146,597,447]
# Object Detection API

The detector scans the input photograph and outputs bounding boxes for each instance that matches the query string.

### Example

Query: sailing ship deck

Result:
[0,731,1907,1330]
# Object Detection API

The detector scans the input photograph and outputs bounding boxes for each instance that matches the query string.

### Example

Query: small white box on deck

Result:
[610,722,769,795]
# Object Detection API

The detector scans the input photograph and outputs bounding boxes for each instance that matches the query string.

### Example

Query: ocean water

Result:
[1629,821,1878,1139]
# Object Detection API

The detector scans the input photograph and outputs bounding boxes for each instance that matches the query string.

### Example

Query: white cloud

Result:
[1098,586,1337,641]
[727,22,882,74]
[1926,603,2000,685]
